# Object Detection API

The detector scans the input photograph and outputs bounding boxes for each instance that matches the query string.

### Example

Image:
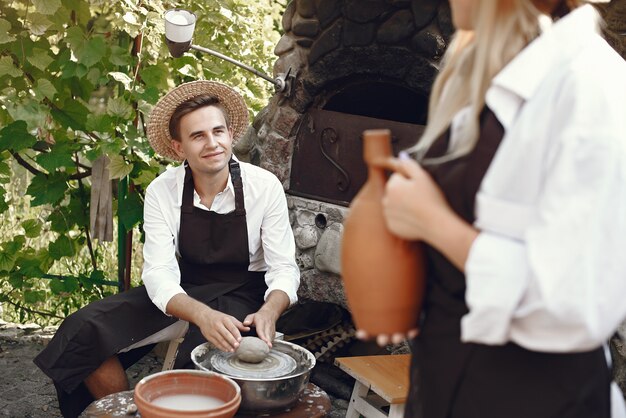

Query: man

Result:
[34,80,300,417]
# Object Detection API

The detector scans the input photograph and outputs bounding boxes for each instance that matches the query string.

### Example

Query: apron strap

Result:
[181,162,194,214]
[229,159,246,216]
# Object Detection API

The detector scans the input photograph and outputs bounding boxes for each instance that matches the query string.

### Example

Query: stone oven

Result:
[232,0,626,398]
[235,0,452,311]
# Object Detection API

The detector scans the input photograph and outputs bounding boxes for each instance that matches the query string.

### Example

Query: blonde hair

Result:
[410,0,582,163]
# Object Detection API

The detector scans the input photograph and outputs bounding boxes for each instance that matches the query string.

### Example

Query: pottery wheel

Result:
[210,350,297,378]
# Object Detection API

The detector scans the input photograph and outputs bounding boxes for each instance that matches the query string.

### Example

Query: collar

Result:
[175,156,239,207]
[486,5,601,131]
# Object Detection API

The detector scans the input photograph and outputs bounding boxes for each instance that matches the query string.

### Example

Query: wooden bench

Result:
[335,354,410,418]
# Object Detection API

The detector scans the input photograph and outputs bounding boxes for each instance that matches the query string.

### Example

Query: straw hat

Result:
[147,80,249,161]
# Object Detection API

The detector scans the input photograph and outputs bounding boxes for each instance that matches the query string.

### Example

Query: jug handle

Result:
[370,157,412,179]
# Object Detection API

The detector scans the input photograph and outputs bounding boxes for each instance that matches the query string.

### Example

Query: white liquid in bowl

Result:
[151,394,225,411]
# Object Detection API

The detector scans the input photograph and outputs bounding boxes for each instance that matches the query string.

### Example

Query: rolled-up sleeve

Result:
[462,45,626,351]
[141,182,186,314]
[462,232,529,344]
[259,178,300,305]
[463,120,626,351]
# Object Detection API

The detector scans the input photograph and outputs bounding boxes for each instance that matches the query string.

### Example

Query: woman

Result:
[378,0,626,417]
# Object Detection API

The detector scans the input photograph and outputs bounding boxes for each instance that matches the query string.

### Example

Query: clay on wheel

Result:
[235,336,270,363]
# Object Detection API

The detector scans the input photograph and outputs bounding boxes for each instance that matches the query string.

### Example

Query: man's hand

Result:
[243,290,290,348]
[196,308,250,353]
[243,309,278,347]
[165,293,249,353]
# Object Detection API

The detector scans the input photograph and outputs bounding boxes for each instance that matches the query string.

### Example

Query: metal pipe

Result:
[190,44,284,91]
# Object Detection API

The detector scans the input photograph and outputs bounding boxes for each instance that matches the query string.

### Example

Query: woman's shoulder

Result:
[557,36,626,122]
[567,34,626,83]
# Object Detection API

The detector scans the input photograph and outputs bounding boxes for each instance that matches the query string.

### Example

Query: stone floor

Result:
[0,320,351,418]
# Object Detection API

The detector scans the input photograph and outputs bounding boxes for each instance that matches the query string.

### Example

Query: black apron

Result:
[34,159,267,418]
[404,108,611,418]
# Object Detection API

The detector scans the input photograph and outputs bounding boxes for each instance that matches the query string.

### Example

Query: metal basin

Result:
[191,340,316,414]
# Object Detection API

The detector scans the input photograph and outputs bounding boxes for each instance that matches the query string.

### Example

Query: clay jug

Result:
[341,129,425,335]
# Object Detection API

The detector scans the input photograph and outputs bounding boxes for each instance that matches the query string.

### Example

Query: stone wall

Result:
[234,0,450,306]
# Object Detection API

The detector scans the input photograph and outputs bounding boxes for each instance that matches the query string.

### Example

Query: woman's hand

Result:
[355,328,419,346]
[382,155,452,243]
[384,153,480,273]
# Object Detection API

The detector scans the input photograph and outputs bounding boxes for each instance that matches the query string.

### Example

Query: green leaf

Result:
[51,99,89,130]
[35,141,76,172]
[0,121,37,152]
[107,154,133,179]
[66,192,89,229]
[80,269,116,288]
[75,63,89,79]
[79,36,106,68]
[32,0,62,15]
[8,273,23,289]
[0,238,24,271]
[5,98,48,129]
[24,290,46,304]
[119,191,143,230]
[34,78,57,100]
[109,45,132,66]
[26,13,53,36]
[26,173,67,206]
[0,56,22,78]
[133,167,157,189]
[64,277,80,293]
[108,71,134,90]
[60,60,77,79]
[15,256,44,277]
[0,18,16,44]
[139,65,169,90]
[86,114,114,133]
[12,235,26,248]
[64,26,84,52]
[136,86,160,104]
[50,277,79,294]
[86,67,101,86]
[106,97,134,119]
[0,189,7,214]
[0,161,9,177]
[48,235,75,260]
[49,278,64,294]
[21,220,42,238]
[47,209,70,233]
[27,48,54,71]
[0,247,18,271]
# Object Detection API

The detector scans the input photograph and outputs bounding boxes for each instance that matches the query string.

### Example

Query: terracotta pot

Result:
[341,129,425,335]
[134,370,241,418]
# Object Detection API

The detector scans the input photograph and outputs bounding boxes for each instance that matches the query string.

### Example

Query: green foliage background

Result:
[0,0,285,325]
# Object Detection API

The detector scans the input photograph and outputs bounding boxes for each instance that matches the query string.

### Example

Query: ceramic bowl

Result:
[191,340,315,414]
[133,369,241,418]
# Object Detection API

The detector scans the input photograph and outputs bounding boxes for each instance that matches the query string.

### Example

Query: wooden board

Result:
[335,354,410,404]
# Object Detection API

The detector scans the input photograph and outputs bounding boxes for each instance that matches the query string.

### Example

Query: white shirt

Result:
[459,7,626,413]
[141,159,300,314]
